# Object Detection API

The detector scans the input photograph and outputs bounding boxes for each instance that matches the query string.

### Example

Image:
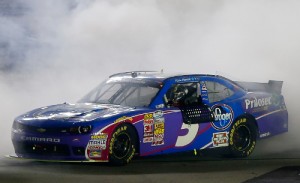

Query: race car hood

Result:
[19,103,134,122]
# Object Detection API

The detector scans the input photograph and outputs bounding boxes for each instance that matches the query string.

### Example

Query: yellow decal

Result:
[115,116,133,123]
[154,122,164,135]
[247,141,256,156]
[229,118,247,145]
[91,134,108,140]
[109,126,128,154]
[127,146,136,163]
[144,113,153,120]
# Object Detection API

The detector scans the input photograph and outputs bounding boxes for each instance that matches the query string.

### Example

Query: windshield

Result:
[78,79,161,107]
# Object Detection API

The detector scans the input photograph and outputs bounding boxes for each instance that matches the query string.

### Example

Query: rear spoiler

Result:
[268,80,283,94]
[235,80,283,94]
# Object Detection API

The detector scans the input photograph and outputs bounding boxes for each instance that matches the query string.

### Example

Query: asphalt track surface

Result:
[1,142,300,183]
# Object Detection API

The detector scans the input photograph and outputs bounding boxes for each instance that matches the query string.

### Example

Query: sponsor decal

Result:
[21,136,60,143]
[245,97,272,110]
[91,134,108,140]
[155,104,165,109]
[260,132,271,138]
[152,122,165,146]
[154,123,164,134]
[154,117,164,123]
[211,104,234,131]
[143,111,165,146]
[153,110,163,118]
[89,150,101,158]
[200,81,209,102]
[143,137,153,143]
[114,116,133,123]
[86,133,108,159]
[212,132,229,147]
[144,118,154,137]
[152,134,164,146]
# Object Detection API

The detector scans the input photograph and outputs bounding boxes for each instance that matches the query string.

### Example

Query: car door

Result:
[161,80,215,151]
[199,76,236,131]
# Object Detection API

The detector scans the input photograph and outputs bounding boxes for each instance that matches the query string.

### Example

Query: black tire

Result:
[109,124,137,165]
[228,117,257,158]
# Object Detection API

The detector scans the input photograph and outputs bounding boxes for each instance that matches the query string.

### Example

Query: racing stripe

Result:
[255,109,287,120]
[97,110,180,133]
[200,142,213,150]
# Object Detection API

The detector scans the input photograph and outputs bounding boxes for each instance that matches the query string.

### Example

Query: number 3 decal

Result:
[175,123,199,147]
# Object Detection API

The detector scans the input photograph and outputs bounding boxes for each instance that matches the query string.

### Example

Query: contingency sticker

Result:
[212,132,229,147]
[86,133,108,159]
[143,113,154,138]
[114,116,133,123]
[152,110,165,146]
[143,111,165,146]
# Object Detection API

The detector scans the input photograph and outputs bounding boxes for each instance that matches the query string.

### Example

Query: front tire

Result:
[109,124,137,165]
[228,117,257,158]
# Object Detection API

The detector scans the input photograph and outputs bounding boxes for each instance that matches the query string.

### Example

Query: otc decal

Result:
[212,132,229,147]
[86,133,108,159]
[143,111,165,146]
[211,104,234,131]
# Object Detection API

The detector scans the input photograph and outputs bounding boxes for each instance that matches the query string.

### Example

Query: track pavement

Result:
[2,134,300,183]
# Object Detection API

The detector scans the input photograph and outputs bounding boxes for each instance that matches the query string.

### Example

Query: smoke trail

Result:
[0,0,300,156]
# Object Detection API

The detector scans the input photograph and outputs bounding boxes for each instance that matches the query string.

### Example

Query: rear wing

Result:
[235,80,283,94]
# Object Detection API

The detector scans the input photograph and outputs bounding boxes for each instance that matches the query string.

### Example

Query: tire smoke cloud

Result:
[0,0,299,156]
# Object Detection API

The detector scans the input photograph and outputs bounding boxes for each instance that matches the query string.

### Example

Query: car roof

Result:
[107,71,246,93]
[108,71,227,82]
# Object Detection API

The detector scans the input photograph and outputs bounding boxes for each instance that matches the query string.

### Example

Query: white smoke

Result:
[0,0,300,156]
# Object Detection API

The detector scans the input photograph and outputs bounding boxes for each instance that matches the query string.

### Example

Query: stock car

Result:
[11,71,288,165]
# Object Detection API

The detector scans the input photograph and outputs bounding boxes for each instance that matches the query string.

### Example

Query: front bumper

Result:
[12,130,89,160]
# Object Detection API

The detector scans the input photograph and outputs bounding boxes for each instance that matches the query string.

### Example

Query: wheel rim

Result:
[112,132,131,159]
[233,125,251,151]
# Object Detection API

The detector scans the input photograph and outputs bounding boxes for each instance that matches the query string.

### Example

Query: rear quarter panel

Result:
[242,92,288,138]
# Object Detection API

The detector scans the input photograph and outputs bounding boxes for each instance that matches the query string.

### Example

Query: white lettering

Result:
[214,108,232,121]
[21,136,60,143]
[245,97,272,110]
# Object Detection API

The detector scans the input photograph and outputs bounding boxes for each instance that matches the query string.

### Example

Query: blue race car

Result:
[11,71,288,165]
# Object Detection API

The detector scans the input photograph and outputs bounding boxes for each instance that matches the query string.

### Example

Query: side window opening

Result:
[164,82,214,124]
[205,81,233,103]
[165,83,201,107]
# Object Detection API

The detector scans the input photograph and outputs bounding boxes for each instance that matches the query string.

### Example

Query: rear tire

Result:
[109,124,137,165]
[228,117,257,158]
